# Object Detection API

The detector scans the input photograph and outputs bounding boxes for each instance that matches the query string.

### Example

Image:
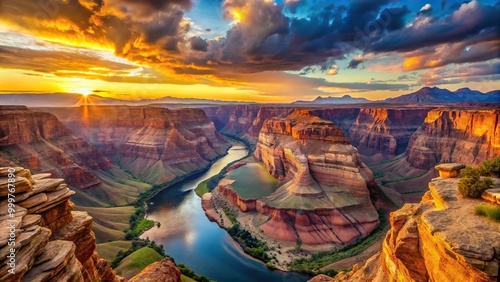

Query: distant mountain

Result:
[385,87,500,104]
[293,95,371,104]
[0,93,254,107]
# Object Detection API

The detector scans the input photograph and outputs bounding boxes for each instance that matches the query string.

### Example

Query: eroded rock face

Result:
[406,109,500,169]
[48,106,230,184]
[0,167,123,282]
[0,106,111,189]
[348,108,428,155]
[219,110,379,244]
[312,174,500,282]
[128,258,181,282]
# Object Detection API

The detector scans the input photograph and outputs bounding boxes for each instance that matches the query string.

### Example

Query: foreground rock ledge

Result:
[310,176,500,282]
[0,166,181,282]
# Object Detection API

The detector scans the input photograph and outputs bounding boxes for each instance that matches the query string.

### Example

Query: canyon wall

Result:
[406,109,500,169]
[0,106,111,190]
[348,108,428,155]
[310,172,500,282]
[204,105,431,156]
[0,166,122,282]
[0,166,182,282]
[48,106,231,184]
[218,110,380,244]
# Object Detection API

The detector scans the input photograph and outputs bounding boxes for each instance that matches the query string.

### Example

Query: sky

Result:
[0,0,499,102]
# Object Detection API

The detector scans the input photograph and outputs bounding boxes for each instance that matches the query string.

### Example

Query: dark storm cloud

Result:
[189,36,209,51]
[348,56,364,69]
[370,1,500,53]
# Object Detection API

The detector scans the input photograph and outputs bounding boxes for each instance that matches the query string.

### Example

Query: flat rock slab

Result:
[482,188,500,205]
[435,163,465,172]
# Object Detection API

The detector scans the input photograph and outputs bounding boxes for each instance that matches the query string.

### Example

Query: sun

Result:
[75,88,92,97]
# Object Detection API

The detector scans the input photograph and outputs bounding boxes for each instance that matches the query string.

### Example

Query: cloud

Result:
[419,60,500,85]
[326,65,339,75]
[370,1,499,53]
[419,4,432,13]
[348,54,364,69]
[189,36,209,51]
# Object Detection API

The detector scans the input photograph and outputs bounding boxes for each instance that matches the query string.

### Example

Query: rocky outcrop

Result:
[204,105,432,156]
[218,110,379,245]
[0,106,111,189]
[312,170,500,282]
[348,108,428,155]
[406,109,500,169]
[128,258,181,282]
[48,106,230,184]
[0,166,123,282]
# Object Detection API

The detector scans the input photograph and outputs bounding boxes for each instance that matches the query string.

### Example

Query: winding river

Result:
[141,142,310,282]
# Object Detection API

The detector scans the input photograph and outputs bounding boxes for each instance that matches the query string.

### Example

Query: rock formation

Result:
[0,106,111,189]
[128,258,181,282]
[0,166,123,282]
[406,109,500,169]
[216,110,379,244]
[348,108,428,155]
[47,106,231,184]
[310,165,500,282]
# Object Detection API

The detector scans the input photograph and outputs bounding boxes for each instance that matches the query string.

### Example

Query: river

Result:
[141,142,310,282]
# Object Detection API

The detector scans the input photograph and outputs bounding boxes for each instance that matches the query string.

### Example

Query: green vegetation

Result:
[96,240,132,262]
[227,223,271,263]
[373,172,384,179]
[223,208,238,225]
[476,157,500,178]
[475,205,500,222]
[111,238,166,268]
[177,263,213,282]
[458,166,493,198]
[194,179,209,197]
[114,247,164,279]
[400,190,424,195]
[288,210,387,274]
[181,275,197,282]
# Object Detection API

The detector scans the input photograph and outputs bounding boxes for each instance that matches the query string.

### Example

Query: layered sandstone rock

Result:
[312,172,500,282]
[0,106,111,189]
[348,108,428,155]
[128,258,181,282]
[406,109,500,169]
[218,110,379,244]
[0,166,123,282]
[48,106,230,184]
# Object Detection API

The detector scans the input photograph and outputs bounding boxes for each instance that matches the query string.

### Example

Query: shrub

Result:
[458,166,493,198]
[474,205,500,222]
[477,157,500,178]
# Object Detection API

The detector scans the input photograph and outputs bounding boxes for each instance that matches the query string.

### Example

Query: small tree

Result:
[458,166,493,198]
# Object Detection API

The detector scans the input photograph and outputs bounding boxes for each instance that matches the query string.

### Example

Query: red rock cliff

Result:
[0,106,111,189]
[349,108,429,155]
[406,109,500,169]
[222,110,381,245]
[310,173,500,282]
[48,106,231,184]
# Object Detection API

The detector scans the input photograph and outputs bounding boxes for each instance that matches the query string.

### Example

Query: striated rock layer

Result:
[48,106,231,184]
[349,108,428,155]
[218,110,379,244]
[0,166,123,282]
[0,106,111,189]
[406,109,500,169]
[204,105,432,156]
[311,174,500,282]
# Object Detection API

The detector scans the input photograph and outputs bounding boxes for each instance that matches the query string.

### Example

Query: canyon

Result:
[310,166,500,282]
[206,109,380,247]
[0,166,181,282]
[0,102,499,281]
[47,106,231,185]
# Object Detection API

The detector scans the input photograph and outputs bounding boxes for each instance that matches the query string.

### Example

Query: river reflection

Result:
[141,143,310,282]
